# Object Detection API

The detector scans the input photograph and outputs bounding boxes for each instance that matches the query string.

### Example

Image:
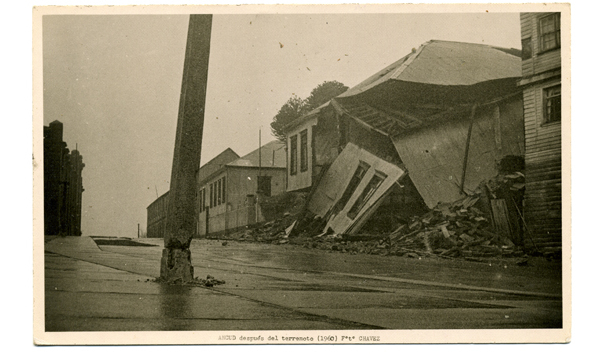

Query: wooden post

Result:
[160,15,212,282]
[459,104,478,194]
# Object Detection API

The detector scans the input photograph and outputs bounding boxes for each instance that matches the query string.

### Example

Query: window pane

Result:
[540,17,555,34]
[290,135,298,175]
[222,177,226,203]
[217,179,222,205]
[543,35,556,50]
[213,182,217,207]
[539,13,560,51]
[544,85,561,123]
[347,173,385,220]
[331,162,370,217]
[300,130,308,172]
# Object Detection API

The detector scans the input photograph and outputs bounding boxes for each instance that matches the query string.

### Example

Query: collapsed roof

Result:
[287,40,522,137]
[334,40,522,136]
[303,40,525,215]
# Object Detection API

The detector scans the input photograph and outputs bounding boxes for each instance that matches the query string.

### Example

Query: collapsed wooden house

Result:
[285,40,530,243]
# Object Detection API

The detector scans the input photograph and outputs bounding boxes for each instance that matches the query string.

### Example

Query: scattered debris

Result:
[204,169,538,263]
[199,275,226,287]
[154,274,226,287]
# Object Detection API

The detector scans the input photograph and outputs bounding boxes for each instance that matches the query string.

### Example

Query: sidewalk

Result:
[45,236,366,332]
[42,236,564,334]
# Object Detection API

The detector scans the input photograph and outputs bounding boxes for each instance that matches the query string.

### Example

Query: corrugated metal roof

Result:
[227,140,286,168]
[339,40,522,99]
[286,41,521,136]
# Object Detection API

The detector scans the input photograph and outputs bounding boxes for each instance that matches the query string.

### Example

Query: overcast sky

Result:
[42,12,522,237]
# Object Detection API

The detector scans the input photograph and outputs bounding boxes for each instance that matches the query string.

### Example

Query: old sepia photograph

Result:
[32,3,571,345]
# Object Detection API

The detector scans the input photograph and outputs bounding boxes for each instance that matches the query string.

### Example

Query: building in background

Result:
[146,191,169,238]
[519,12,562,252]
[146,149,240,239]
[196,140,286,237]
[44,120,85,236]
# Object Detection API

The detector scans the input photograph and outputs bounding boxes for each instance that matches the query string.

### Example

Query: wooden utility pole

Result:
[160,15,212,282]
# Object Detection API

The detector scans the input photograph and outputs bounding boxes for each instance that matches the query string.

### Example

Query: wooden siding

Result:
[523,83,562,154]
[520,12,561,78]
[523,148,562,250]
[521,67,562,251]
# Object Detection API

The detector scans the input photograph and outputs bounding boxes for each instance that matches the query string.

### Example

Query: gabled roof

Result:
[197,148,240,184]
[227,140,286,168]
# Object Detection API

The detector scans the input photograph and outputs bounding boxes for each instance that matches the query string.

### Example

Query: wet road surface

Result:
[44,236,563,331]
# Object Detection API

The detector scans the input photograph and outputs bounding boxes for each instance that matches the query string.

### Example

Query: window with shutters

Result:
[300,129,308,172]
[290,135,298,175]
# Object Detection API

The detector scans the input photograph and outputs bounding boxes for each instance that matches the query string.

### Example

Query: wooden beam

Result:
[459,104,478,195]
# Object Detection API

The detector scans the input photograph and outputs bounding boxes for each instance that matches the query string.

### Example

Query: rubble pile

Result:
[241,212,298,244]
[212,165,541,262]
[213,191,310,244]
[298,195,524,261]
[218,192,527,262]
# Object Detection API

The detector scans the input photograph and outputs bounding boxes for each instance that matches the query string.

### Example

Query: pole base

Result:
[160,248,194,283]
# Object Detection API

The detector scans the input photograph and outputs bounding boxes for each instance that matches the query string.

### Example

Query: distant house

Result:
[146,148,240,239]
[287,40,526,236]
[518,13,562,251]
[196,140,287,236]
[146,191,169,238]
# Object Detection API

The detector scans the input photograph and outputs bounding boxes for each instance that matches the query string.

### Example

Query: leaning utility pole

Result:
[160,15,212,282]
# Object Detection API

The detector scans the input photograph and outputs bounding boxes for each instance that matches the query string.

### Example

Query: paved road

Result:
[43,236,563,332]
